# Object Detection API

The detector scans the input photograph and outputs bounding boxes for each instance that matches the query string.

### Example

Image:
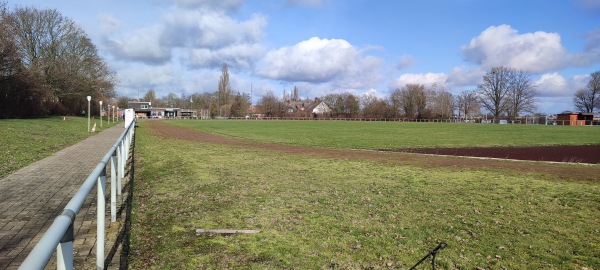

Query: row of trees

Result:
[0,4,115,118]
[137,67,600,121]
[137,65,543,120]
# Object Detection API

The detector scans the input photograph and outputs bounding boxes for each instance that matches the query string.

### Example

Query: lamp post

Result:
[99,101,103,127]
[86,96,91,132]
[116,107,119,122]
[107,105,111,125]
[113,106,115,123]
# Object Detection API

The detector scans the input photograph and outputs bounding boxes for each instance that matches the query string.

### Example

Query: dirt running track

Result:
[146,121,600,182]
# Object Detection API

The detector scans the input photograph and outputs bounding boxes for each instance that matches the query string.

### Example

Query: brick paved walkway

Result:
[0,123,129,270]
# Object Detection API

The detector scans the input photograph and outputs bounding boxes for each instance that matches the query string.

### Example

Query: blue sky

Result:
[10,0,600,114]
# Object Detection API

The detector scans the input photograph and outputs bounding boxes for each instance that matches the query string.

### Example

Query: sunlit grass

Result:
[166,120,600,149]
[130,122,600,269]
[0,116,117,178]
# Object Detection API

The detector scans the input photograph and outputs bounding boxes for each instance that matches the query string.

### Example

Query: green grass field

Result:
[167,120,600,149]
[130,120,600,269]
[0,116,116,178]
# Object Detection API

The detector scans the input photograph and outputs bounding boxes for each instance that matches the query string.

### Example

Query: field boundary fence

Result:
[19,118,137,270]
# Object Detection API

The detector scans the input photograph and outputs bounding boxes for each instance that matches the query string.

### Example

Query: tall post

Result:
[86,96,91,132]
[97,169,106,269]
[107,105,110,126]
[99,101,103,128]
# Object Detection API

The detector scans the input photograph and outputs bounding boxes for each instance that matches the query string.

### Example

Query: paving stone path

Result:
[0,123,129,270]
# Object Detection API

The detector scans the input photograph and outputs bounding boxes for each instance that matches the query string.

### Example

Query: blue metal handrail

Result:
[19,118,136,270]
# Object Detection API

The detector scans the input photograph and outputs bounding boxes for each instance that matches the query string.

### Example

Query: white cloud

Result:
[447,66,485,87]
[256,37,381,89]
[462,25,569,73]
[389,72,448,90]
[536,73,589,97]
[396,54,415,70]
[99,1,266,68]
[104,25,171,64]
[171,0,244,12]
[256,37,356,82]
[97,13,119,37]
[184,43,264,69]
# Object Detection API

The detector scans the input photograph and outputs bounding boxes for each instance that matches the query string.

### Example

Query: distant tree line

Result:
[0,3,115,118]
[135,65,548,121]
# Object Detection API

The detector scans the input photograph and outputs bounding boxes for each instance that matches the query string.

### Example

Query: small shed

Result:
[556,113,593,126]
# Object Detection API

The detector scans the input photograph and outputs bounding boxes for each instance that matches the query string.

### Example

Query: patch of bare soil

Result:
[381,145,600,164]
[145,121,600,182]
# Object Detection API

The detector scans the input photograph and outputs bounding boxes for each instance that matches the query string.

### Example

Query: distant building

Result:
[312,101,331,115]
[556,113,594,126]
[127,101,195,118]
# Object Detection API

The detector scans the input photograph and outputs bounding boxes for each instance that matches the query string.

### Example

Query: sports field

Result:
[0,117,116,178]
[130,120,599,269]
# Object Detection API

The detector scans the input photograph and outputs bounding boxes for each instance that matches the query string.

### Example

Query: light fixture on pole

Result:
[107,105,110,125]
[99,101,103,127]
[86,96,91,132]
[116,107,119,122]
[113,105,115,123]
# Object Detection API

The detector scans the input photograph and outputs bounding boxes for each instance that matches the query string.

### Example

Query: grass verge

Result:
[0,116,116,178]
[130,121,600,269]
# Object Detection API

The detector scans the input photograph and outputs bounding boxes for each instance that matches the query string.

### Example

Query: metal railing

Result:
[19,119,136,270]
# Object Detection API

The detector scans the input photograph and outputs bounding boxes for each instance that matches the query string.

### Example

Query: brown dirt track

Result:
[382,145,600,164]
[146,121,600,182]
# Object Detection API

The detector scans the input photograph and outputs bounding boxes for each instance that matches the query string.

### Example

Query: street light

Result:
[99,101,103,127]
[112,105,115,123]
[116,106,119,122]
[107,105,110,125]
[86,96,91,132]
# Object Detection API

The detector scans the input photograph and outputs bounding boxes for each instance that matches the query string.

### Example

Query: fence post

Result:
[117,144,123,196]
[111,152,117,222]
[97,169,106,269]
[56,221,74,270]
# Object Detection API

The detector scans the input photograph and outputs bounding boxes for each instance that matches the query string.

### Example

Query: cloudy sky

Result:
[12,0,600,114]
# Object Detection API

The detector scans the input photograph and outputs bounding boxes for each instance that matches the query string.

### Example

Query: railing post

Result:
[111,152,117,222]
[57,219,74,270]
[97,169,106,269]
[117,144,123,196]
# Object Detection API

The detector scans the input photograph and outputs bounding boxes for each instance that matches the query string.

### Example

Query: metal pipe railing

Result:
[19,119,136,270]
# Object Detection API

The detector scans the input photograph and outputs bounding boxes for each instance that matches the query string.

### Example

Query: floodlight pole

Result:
[99,101,103,127]
[87,96,91,132]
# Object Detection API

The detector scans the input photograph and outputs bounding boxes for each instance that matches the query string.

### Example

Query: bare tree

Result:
[342,93,359,118]
[478,66,511,121]
[217,63,232,117]
[573,71,600,113]
[143,89,157,104]
[10,6,115,115]
[456,90,480,120]
[0,4,52,118]
[257,90,281,117]
[396,84,428,119]
[229,92,251,117]
[506,69,537,120]
[430,87,453,119]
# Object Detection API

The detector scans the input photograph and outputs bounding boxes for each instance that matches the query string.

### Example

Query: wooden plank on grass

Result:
[196,229,261,234]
